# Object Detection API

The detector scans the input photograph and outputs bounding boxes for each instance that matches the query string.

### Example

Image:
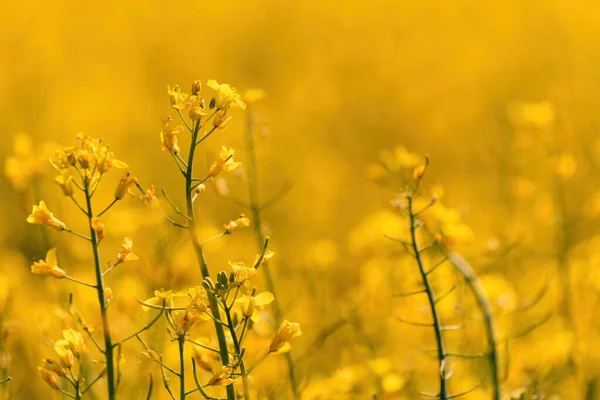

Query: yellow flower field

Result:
[1,1,600,399]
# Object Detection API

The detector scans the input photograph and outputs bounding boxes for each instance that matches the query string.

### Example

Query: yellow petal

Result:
[254,292,275,306]
[111,159,129,169]
[46,248,58,266]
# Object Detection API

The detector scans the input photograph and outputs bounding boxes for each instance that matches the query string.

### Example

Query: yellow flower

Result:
[54,173,74,197]
[142,289,187,311]
[105,287,114,305]
[53,340,75,367]
[192,338,219,372]
[160,116,183,153]
[208,366,237,386]
[191,80,202,95]
[31,248,66,279]
[207,80,246,110]
[269,320,302,352]
[115,174,138,200]
[236,292,274,322]
[61,329,88,356]
[229,261,257,288]
[224,214,250,234]
[213,110,233,129]
[96,147,129,173]
[27,201,66,231]
[167,85,190,110]
[253,250,275,267]
[37,367,59,390]
[116,237,139,263]
[91,217,105,240]
[209,146,241,177]
[42,358,66,377]
[140,185,160,208]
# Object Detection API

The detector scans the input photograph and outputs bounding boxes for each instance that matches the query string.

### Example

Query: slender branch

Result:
[64,228,91,241]
[447,252,500,400]
[69,196,89,216]
[162,189,192,220]
[407,195,447,399]
[192,359,226,400]
[178,337,186,400]
[114,305,165,346]
[185,120,235,400]
[81,369,106,395]
[64,276,97,289]
[84,180,116,400]
[97,198,118,218]
[222,303,249,400]
[145,373,154,400]
[244,107,299,398]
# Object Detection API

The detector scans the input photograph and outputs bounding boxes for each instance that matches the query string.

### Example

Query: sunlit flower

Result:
[160,116,183,153]
[61,329,88,356]
[140,185,160,208]
[142,289,187,311]
[53,340,75,368]
[236,292,274,322]
[116,237,139,263]
[209,146,241,177]
[115,174,138,200]
[42,359,66,377]
[269,320,302,352]
[27,201,66,231]
[54,173,74,197]
[207,80,246,110]
[37,367,59,390]
[91,217,105,240]
[167,85,190,110]
[31,248,66,279]
[224,214,250,234]
[208,366,237,386]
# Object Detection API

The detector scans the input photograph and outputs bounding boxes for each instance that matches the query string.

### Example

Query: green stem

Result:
[223,305,249,400]
[244,106,299,398]
[84,181,116,400]
[178,337,186,400]
[447,253,500,400]
[185,122,235,400]
[407,196,447,400]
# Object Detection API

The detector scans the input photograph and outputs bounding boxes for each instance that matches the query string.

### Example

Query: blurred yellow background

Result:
[2,0,600,399]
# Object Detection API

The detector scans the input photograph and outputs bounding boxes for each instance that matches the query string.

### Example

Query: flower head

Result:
[31,248,66,279]
[236,292,274,322]
[160,116,183,154]
[208,366,237,386]
[207,80,246,110]
[209,146,241,177]
[38,367,60,390]
[269,320,302,352]
[115,174,138,200]
[27,201,66,231]
[116,237,139,263]
[224,214,250,234]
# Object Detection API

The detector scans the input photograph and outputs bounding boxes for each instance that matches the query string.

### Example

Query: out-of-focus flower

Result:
[140,185,160,208]
[54,172,74,197]
[209,146,241,177]
[269,320,302,352]
[37,367,59,390]
[554,153,577,179]
[27,201,66,231]
[208,366,237,386]
[61,329,88,356]
[224,214,250,234]
[192,338,219,372]
[116,237,139,263]
[31,248,66,279]
[243,88,267,104]
[142,289,187,311]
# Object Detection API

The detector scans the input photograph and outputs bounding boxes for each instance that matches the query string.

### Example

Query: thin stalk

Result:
[244,106,299,398]
[185,122,235,400]
[223,305,249,400]
[178,337,186,400]
[84,181,116,400]
[407,195,447,399]
[447,252,500,400]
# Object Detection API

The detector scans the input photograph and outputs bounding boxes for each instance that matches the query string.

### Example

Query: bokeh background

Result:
[2,0,600,398]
